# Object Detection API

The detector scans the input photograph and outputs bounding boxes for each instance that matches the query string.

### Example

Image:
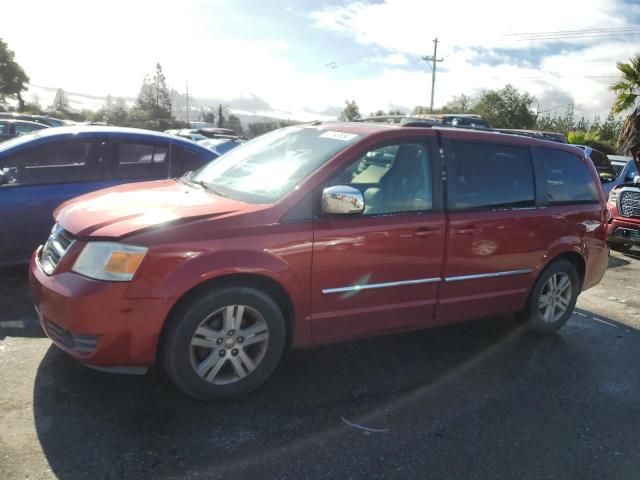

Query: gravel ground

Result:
[1,250,639,480]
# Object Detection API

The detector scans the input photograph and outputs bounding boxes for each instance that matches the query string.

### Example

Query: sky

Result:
[2,0,640,121]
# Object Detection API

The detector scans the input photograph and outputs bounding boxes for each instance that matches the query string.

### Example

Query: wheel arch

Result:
[158,272,297,362]
[541,249,586,289]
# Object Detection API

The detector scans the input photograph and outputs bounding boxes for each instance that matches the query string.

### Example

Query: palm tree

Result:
[611,53,640,156]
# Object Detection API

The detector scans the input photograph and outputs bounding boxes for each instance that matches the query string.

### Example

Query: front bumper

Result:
[29,249,172,368]
[607,217,640,246]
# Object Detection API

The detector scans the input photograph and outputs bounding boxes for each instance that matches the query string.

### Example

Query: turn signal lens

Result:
[104,251,146,275]
[73,242,148,281]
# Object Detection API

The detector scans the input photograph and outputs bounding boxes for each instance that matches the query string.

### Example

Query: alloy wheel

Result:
[189,305,269,385]
[538,272,572,324]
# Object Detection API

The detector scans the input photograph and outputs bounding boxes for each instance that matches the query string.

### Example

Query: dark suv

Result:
[30,122,609,400]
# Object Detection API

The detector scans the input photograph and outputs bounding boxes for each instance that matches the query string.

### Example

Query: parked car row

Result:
[28,120,613,400]
[2,112,637,400]
[0,126,219,265]
[0,112,67,127]
[0,119,49,142]
[165,127,245,155]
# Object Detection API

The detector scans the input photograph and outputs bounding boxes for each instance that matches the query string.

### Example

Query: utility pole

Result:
[185,81,190,125]
[421,38,444,113]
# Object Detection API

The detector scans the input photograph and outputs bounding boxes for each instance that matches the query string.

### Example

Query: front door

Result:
[312,137,446,342]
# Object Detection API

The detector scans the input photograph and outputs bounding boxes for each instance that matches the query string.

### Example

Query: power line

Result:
[506,26,640,37]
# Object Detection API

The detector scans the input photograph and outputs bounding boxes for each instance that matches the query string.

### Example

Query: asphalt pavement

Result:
[1,250,639,480]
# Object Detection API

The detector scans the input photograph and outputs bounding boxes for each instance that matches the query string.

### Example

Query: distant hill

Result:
[24,85,335,126]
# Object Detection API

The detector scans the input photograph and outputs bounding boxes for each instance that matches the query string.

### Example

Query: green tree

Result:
[202,107,216,124]
[226,114,243,135]
[599,110,620,144]
[49,88,70,112]
[339,100,361,121]
[0,38,29,110]
[474,84,536,129]
[441,94,473,114]
[216,104,229,127]
[610,54,640,154]
[130,63,174,130]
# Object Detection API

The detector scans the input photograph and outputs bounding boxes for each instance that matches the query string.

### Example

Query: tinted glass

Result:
[177,147,204,175]
[0,121,9,134]
[447,141,534,210]
[14,123,43,135]
[116,142,169,179]
[329,142,432,215]
[0,140,103,186]
[536,148,599,204]
[588,148,617,184]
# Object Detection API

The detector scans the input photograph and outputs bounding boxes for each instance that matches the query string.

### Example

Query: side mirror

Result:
[321,185,364,215]
[628,171,640,185]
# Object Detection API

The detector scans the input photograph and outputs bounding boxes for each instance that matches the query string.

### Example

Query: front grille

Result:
[40,224,75,274]
[46,320,99,356]
[619,189,640,218]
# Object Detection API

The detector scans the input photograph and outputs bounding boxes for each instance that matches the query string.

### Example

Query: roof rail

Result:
[352,117,566,143]
[357,115,437,127]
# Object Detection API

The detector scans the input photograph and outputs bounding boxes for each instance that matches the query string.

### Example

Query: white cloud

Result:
[311,0,640,117]
[1,0,638,120]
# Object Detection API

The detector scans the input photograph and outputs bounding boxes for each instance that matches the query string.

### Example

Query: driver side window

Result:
[330,142,432,215]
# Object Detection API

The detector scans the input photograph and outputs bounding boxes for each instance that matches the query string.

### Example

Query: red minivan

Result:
[29,122,609,400]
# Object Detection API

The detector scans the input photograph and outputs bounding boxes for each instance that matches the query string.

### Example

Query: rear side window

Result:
[535,148,599,204]
[116,142,169,179]
[1,140,105,186]
[14,123,43,135]
[178,147,205,175]
[447,141,535,210]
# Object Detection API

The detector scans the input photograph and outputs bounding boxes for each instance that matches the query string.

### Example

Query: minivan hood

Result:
[56,179,249,238]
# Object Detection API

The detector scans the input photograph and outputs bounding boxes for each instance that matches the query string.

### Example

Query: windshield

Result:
[192,126,361,203]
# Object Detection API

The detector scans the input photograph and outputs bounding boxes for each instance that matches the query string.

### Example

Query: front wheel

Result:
[161,287,286,400]
[519,260,579,334]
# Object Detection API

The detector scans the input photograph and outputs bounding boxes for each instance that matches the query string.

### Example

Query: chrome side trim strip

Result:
[322,277,442,295]
[444,268,533,283]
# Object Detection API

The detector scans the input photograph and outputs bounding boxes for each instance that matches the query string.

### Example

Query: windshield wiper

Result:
[178,172,228,197]
[192,179,228,197]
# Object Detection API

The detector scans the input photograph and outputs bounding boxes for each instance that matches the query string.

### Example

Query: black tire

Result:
[519,260,580,334]
[609,243,632,253]
[161,287,286,401]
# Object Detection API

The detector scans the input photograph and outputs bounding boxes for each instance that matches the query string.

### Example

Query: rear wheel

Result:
[162,287,286,400]
[520,260,579,334]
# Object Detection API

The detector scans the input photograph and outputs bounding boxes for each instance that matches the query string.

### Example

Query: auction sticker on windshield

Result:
[319,131,359,141]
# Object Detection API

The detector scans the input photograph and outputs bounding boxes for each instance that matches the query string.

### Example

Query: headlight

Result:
[72,242,147,281]
[608,188,619,205]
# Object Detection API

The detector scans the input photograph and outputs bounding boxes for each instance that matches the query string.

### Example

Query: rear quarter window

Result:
[534,147,600,204]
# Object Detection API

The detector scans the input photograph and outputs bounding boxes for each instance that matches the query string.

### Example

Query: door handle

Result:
[413,227,439,238]
[455,226,481,235]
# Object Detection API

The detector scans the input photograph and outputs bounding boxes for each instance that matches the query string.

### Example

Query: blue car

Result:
[608,155,639,184]
[0,126,218,265]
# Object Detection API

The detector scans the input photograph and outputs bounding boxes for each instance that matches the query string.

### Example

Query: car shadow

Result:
[607,254,630,268]
[32,311,640,479]
[0,266,44,339]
